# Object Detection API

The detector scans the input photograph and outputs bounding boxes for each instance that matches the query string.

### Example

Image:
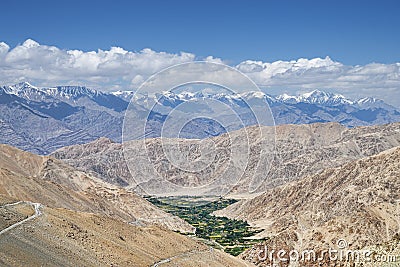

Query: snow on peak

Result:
[110,90,133,96]
[111,90,125,96]
[355,97,395,110]
[14,81,36,89]
[3,82,38,95]
[300,89,332,100]
[2,82,106,101]
[1,82,48,101]
[276,90,353,105]
[53,86,100,98]
[116,89,363,107]
[357,97,379,104]
[301,90,335,104]
[178,91,204,100]
[276,93,299,104]
[242,91,266,99]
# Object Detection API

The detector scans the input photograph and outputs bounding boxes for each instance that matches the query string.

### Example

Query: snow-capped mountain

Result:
[44,86,101,99]
[286,90,353,106]
[275,93,299,104]
[111,90,135,101]
[2,82,37,95]
[2,82,50,101]
[3,82,102,101]
[276,90,398,110]
[116,88,397,111]
[0,82,399,154]
[0,83,139,154]
[2,83,129,112]
[119,88,400,129]
[355,96,397,110]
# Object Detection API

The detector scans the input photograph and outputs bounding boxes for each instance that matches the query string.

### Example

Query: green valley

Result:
[145,196,265,256]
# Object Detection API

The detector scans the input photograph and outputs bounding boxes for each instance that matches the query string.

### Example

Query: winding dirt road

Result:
[151,249,211,267]
[0,201,42,236]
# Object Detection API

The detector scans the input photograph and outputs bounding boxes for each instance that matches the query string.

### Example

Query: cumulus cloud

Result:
[0,39,399,107]
[236,57,400,107]
[0,42,10,57]
[0,39,197,90]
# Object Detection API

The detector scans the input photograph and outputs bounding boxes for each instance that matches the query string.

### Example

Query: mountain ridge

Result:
[52,122,400,196]
[3,82,397,111]
[214,146,400,266]
[113,88,397,109]
[1,82,399,155]
[0,143,194,233]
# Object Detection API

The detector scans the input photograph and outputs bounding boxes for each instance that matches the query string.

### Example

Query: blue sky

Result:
[1,0,400,108]
[2,0,400,65]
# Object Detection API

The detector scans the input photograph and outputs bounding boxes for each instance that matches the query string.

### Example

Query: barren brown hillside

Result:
[0,143,193,232]
[0,144,254,266]
[53,122,400,195]
[215,146,400,266]
[0,195,252,267]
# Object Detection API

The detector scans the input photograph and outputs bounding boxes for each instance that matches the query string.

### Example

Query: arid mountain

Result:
[0,195,252,267]
[0,144,256,266]
[51,137,130,186]
[215,147,400,266]
[0,144,193,233]
[52,122,400,196]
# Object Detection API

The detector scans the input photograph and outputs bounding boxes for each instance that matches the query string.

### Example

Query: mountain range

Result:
[1,82,399,154]
[49,122,400,266]
[1,81,400,265]
[52,122,400,195]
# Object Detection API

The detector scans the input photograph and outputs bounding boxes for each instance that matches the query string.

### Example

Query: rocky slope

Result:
[0,195,252,267]
[215,147,400,266]
[0,144,193,233]
[53,122,400,196]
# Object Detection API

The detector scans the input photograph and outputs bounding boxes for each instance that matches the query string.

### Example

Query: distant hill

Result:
[52,122,400,195]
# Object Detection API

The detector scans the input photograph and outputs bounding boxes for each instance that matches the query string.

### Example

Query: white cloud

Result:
[204,56,224,64]
[236,57,400,108]
[0,39,399,107]
[0,42,10,58]
[0,39,197,89]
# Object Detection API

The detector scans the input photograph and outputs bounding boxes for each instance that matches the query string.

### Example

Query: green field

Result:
[145,196,265,256]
